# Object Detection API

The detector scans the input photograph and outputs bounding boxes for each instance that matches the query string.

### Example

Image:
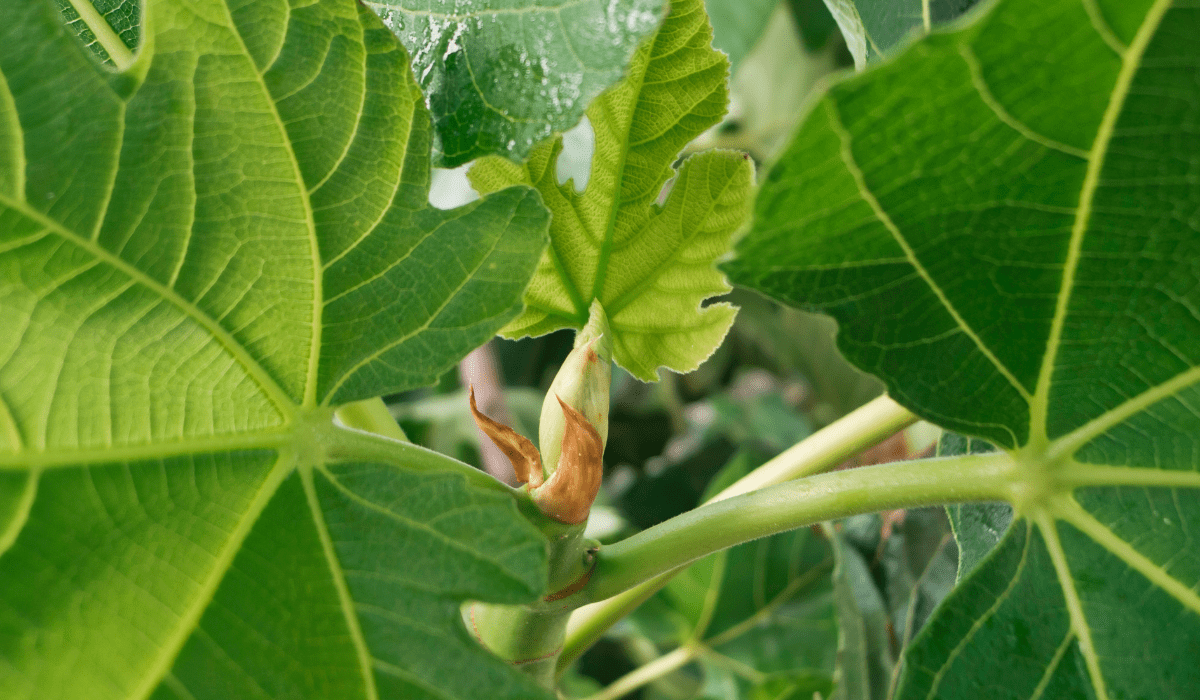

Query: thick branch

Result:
[583,452,1013,601]
[558,394,917,672]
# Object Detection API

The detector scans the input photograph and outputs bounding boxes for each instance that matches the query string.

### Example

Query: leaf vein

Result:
[1036,513,1111,700]
[1029,0,1174,446]
[1056,496,1200,615]
[823,99,1033,403]
[322,202,520,401]
[925,520,1032,700]
[958,43,1089,159]
[302,469,381,700]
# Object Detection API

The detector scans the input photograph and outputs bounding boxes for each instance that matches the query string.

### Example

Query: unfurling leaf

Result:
[469,385,544,487]
[469,0,754,380]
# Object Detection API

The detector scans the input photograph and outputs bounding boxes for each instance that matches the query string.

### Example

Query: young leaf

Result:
[470,0,755,381]
[0,1,554,698]
[726,0,1200,697]
[365,0,666,167]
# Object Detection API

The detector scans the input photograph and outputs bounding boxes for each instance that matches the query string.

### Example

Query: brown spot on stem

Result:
[544,559,596,602]
[469,385,543,487]
[532,396,603,524]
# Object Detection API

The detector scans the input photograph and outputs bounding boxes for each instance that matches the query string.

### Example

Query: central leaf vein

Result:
[1029,0,1175,447]
[302,468,380,700]
[1036,513,1110,700]
[216,1,324,410]
[924,521,1031,700]
[130,451,294,700]
[1056,496,1200,616]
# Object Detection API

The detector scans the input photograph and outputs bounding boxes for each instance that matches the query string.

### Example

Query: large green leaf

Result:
[469,0,755,381]
[0,1,556,698]
[725,0,1200,697]
[364,0,665,167]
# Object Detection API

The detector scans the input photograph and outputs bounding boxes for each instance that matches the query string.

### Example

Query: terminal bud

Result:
[469,302,613,524]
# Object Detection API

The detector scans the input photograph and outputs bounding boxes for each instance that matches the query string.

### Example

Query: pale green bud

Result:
[539,301,612,481]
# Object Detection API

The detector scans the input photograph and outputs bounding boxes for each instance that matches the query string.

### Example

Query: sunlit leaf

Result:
[0,1,554,698]
[470,0,754,380]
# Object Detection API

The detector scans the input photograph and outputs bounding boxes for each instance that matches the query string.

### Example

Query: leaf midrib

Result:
[1028,0,1175,449]
[1054,496,1200,616]
[588,42,653,307]
[925,521,1032,700]
[128,450,294,700]
[1035,513,1109,700]
[0,427,293,469]
[213,0,324,410]
[822,99,1034,407]
[66,0,134,70]
[303,467,380,700]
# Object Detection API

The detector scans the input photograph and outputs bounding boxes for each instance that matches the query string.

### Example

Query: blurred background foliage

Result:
[389,1,956,696]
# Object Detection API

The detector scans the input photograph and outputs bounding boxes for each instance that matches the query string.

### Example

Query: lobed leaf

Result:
[0,1,555,698]
[725,0,1200,696]
[470,0,755,380]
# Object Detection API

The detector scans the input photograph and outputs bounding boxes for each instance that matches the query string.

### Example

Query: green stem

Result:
[558,394,916,673]
[333,397,409,442]
[320,418,505,493]
[708,394,916,501]
[584,452,1012,601]
[467,522,596,687]
[585,645,697,700]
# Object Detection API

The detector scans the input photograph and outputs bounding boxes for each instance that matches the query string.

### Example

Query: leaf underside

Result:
[825,0,984,67]
[364,0,666,167]
[0,1,556,698]
[469,0,755,381]
[726,0,1200,697]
